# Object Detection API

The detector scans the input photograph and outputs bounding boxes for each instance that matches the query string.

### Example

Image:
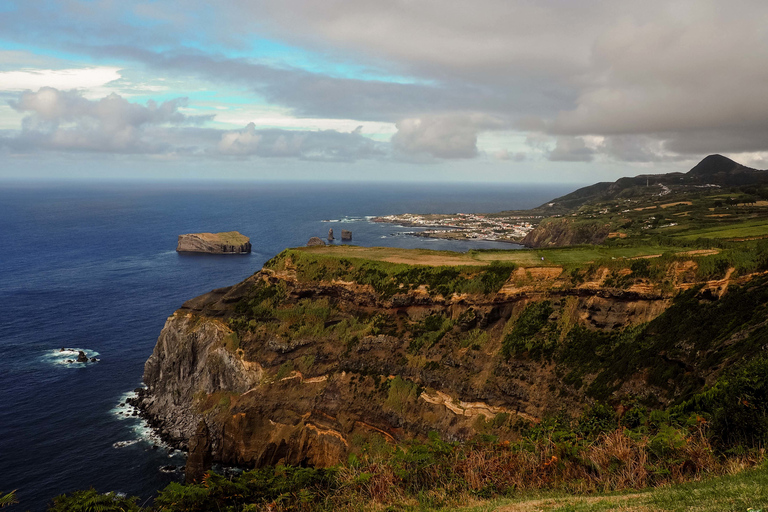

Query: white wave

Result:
[110,390,138,420]
[321,219,340,223]
[113,440,139,449]
[42,348,100,367]
[111,387,186,456]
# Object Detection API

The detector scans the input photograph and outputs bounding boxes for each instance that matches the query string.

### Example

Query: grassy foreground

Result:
[456,464,768,511]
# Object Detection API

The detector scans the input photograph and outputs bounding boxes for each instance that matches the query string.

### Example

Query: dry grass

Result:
[314,428,746,512]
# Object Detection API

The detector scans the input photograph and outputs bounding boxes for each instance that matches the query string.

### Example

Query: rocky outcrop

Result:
[522,218,611,248]
[139,310,263,446]
[185,420,213,483]
[306,237,326,247]
[177,232,251,254]
[341,230,352,241]
[327,228,334,241]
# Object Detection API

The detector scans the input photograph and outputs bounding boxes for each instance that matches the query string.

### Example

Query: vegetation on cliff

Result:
[46,404,768,511]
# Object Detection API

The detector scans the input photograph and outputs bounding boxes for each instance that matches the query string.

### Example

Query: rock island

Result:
[176,231,252,254]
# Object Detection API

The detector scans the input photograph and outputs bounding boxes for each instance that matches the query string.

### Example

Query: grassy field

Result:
[297,244,695,268]
[444,464,768,512]
[669,218,768,241]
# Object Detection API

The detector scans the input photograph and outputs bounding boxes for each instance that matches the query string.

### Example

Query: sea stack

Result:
[176,232,251,254]
[328,228,335,241]
[307,237,326,246]
[341,229,352,241]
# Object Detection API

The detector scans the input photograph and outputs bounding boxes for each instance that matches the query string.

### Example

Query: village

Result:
[371,212,537,242]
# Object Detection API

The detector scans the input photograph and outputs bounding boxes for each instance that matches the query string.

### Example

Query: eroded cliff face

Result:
[176,232,252,254]
[522,218,612,248]
[136,254,758,469]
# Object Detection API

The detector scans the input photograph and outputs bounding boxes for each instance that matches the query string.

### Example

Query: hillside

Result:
[521,155,768,247]
[542,154,765,213]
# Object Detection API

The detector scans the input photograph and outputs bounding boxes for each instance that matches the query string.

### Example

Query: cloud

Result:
[391,113,502,159]
[599,135,668,163]
[218,123,385,161]
[493,149,527,162]
[0,67,122,91]
[3,87,212,153]
[5,0,768,166]
[548,136,594,162]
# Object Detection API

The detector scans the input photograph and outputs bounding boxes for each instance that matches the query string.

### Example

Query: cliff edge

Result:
[135,246,768,469]
[177,231,252,254]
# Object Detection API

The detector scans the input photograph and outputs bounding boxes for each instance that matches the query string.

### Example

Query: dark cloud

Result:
[548,136,594,162]
[600,135,667,163]
[663,129,768,156]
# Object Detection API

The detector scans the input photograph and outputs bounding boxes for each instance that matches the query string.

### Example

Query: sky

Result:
[1,0,767,183]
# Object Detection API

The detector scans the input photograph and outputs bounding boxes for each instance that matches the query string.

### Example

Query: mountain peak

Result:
[687,154,751,177]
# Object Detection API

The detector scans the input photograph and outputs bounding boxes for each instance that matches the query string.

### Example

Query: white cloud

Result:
[391,113,503,159]
[3,87,212,154]
[0,67,122,91]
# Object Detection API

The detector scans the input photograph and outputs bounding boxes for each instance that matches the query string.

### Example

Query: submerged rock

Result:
[177,232,251,254]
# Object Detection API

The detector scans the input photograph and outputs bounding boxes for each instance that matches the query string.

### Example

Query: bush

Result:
[47,489,142,512]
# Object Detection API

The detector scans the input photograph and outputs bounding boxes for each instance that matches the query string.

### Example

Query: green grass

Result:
[471,464,768,511]
[192,231,250,245]
[671,218,768,240]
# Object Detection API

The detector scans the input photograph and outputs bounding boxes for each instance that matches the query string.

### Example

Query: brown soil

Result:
[660,201,693,208]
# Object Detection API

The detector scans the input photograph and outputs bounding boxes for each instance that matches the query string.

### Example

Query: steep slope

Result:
[135,247,768,469]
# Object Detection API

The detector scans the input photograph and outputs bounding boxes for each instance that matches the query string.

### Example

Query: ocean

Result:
[0,180,573,511]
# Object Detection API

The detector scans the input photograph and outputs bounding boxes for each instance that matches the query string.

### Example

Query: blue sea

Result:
[0,181,573,511]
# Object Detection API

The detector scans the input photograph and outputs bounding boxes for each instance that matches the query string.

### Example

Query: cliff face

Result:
[177,232,252,254]
[136,250,764,469]
[522,218,612,248]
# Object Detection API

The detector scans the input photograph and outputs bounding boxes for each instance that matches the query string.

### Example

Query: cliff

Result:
[522,218,612,247]
[135,246,768,469]
[177,232,252,254]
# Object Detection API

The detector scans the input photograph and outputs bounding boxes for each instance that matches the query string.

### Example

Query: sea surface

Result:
[0,180,574,511]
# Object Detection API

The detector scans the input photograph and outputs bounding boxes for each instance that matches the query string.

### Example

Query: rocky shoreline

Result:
[127,387,189,451]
